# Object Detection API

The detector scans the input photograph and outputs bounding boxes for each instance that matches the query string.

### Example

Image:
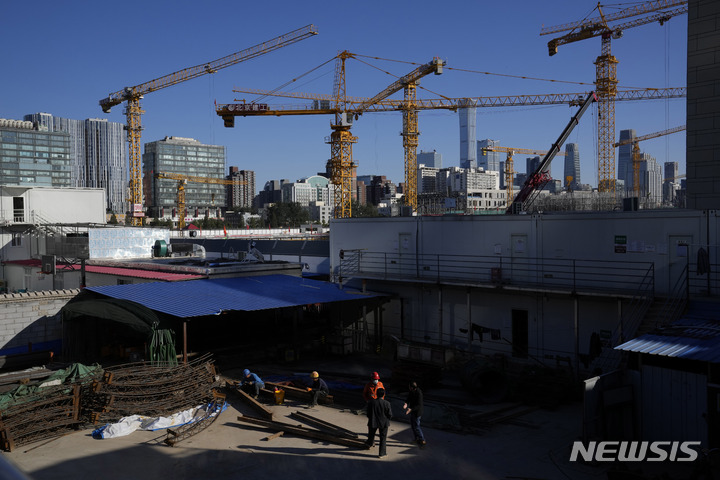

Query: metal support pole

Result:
[183,320,188,365]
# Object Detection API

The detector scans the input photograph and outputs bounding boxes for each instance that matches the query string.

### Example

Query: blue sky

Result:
[2,0,687,190]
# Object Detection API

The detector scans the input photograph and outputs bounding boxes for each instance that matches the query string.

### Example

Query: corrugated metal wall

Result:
[641,364,707,444]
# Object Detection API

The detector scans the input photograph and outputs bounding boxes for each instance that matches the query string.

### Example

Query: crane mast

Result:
[99,25,317,226]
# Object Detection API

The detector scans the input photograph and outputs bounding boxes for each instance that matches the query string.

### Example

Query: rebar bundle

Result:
[88,354,220,425]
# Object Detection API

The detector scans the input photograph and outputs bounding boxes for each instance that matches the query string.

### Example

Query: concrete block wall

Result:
[0,289,79,355]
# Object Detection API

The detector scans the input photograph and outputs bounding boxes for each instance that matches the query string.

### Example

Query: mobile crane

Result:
[507,91,598,214]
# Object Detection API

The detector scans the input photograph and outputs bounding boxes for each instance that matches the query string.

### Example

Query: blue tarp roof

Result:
[86,275,382,319]
[615,302,720,363]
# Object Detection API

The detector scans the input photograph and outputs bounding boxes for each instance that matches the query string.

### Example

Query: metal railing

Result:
[340,250,655,297]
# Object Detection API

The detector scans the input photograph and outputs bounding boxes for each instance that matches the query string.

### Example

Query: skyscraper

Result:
[418,150,442,168]
[639,153,662,205]
[564,143,581,190]
[142,136,225,217]
[24,113,127,213]
[477,139,501,172]
[617,129,636,193]
[664,161,679,183]
[0,118,72,188]
[227,167,255,209]
[459,107,476,169]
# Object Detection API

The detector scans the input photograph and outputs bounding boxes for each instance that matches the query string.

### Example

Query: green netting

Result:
[0,363,103,411]
[149,325,178,366]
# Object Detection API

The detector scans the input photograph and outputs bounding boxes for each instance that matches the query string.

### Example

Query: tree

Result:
[351,201,379,218]
[266,202,310,228]
[108,214,119,225]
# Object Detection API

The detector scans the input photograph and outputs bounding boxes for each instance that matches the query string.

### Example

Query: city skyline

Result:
[2,1,687,191]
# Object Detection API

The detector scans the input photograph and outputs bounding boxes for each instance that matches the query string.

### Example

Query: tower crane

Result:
[313,52,444,218]
[613,125,686,196]
[155,172,246,229]
[541,1,688,194]
[218,86,684,212]
[98,25,317,226]
[479,146,567,203]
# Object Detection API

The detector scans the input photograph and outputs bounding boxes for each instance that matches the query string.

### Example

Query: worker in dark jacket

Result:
[365,387,392,458]
[240,369,264,399]
[307,371,329,408]
[403,381,426,446]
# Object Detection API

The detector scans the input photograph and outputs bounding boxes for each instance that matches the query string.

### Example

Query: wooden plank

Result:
[236,415,368,449]
[264,431,284,441]
[234,388,273,420]
[289,411,358,438]
[264,381,334,405]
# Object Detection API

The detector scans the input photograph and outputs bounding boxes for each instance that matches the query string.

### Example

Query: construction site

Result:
[0,1,717,479]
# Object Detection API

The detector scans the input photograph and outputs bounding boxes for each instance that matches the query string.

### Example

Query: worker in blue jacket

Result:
[240,369,264,399]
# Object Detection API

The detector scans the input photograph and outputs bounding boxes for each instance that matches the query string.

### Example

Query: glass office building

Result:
[143,136,226,217]
[0,119,71,187]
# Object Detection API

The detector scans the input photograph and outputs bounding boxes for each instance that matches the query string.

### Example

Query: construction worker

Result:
[363,371,384,403]
[240,369,264,399]
[307,371,329,408]
[356,371,385,414]
[365,387,393,458]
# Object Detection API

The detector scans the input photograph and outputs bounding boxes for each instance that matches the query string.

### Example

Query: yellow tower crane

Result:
[613,125,686,196]
[479,146,567,203]
[155,172,246,229]
[222,52,444,218]
[541,1,688,193]
[98,25,317,226]
[219,86,684,213]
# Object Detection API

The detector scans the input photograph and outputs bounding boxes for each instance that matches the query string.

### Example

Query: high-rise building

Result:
[417,165,440,194]
[418,150,442,169]
[281,175,335,206]
[0,118,72,188]
[24,113,127,213]
[639,153,663,206]
[477,139,501,172]
[142,136,225,217]
[526,156,541,176]
[617,129,636,193]
[564,143,581,190]
[459,107,476,169]
[258,180,287,208]
[227,167,255,209]
[664,161,679,183]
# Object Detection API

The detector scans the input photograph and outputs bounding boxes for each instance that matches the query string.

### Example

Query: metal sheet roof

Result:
[85,274,381,318]
[615,316,720,363]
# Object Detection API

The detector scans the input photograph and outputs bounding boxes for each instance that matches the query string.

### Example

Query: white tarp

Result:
[94,403,223,439]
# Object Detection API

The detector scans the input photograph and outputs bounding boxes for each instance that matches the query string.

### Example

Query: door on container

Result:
[510,234,529,285]
[668,235,692,296]
[12,197,24,222]
[511,309,528,358]
[398,232,414,277]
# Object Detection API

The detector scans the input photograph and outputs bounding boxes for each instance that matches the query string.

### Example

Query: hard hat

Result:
[243,369,250,377]
[311,371,319,379]
[372,371,380,380]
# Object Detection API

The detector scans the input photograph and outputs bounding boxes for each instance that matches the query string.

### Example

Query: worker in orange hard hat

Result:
[306,371,329,409]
